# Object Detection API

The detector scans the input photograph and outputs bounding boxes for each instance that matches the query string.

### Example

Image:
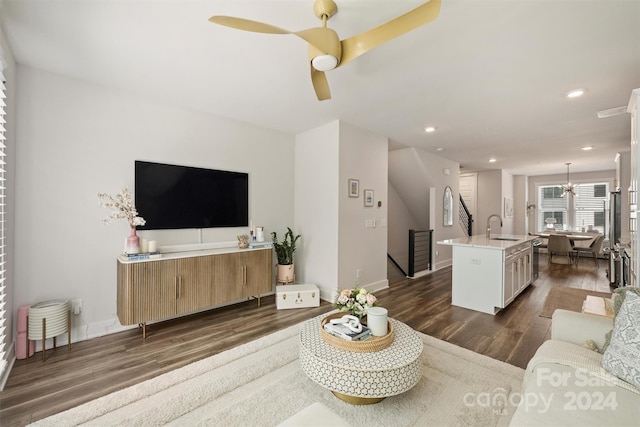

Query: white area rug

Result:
[30,316,525,427]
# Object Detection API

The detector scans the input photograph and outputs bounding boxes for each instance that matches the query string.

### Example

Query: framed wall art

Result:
[348,179,359,198]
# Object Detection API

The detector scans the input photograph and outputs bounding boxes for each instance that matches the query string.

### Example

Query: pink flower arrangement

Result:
[334,287,378,318]
[98,187,146,228]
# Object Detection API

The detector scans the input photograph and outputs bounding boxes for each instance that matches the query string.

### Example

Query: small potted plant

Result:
[271,227,301,284]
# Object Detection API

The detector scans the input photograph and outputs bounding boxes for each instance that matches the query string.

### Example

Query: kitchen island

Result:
[438,234,536,315]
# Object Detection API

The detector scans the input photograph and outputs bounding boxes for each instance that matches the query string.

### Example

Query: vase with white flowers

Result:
[334,287,378,319]
[98,187,146,254]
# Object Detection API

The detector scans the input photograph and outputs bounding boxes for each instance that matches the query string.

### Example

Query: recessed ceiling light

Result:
[489,158,497,163]
[582,146,593,151]
[436,147,444,152]
[566,88,586,98]
[424,126,436,133]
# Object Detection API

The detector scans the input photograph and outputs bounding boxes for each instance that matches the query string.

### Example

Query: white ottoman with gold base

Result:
[299,315,423,404]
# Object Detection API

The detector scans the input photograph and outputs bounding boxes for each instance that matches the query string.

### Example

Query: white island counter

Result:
[438,234,536,315]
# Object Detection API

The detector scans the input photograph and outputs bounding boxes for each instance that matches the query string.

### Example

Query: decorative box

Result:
[276,284,320,310]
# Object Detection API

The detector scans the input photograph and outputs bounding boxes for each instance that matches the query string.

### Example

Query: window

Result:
[538,185,568,230]
[0,62,7,381]
[575,183,608,233]
[537,182,609,232]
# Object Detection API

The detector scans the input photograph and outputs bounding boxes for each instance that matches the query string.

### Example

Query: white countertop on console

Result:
[437,234,535,250]
[117,245,272,263]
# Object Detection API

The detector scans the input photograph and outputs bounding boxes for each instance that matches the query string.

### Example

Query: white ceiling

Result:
[2,0,639,176]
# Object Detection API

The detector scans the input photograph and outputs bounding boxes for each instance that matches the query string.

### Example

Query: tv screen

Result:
[135,161,248,230]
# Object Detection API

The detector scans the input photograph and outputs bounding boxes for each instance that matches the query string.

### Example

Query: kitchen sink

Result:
[490,237,520,241]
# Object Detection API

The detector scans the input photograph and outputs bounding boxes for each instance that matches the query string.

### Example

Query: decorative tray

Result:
[319,312,394,352]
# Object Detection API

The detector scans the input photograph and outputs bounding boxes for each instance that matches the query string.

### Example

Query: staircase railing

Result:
[459,195,473,236]
[409,229,432,277]
[387,253,407,277]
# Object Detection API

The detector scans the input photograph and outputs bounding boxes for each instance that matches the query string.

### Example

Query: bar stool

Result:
[27,300,71,362]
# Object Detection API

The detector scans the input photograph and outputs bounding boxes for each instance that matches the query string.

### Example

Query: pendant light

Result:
[561,162,577,197]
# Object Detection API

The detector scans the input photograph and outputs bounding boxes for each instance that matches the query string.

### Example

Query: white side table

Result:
[28,300,71,362]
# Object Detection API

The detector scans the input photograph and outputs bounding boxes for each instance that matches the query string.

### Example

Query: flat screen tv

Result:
[135,161,248,230]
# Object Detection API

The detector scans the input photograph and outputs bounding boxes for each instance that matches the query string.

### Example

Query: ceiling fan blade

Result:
[210,17,341,65]
[339,0,441,67]
[296,27,342,61]
[209,16,291,35]
[310,66,331,101]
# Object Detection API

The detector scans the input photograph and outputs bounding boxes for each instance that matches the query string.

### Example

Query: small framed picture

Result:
[364,189,374,207]
[348,179,359,198]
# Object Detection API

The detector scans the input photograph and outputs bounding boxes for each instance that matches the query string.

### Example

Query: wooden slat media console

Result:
[117,247,273,337]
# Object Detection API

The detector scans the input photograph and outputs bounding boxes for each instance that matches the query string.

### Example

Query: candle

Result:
[148,240,157,253]
[367,307,388,336]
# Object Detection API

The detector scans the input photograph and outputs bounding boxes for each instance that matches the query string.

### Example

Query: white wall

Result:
[387,182,420,273]
[501,170,514,234]
[338,122,388,292]
[388,147,462,270]
[294,121,340,300]
[513,175,528,235]
[477,170,503,236]
[14,66,295,342]
[294,121,389,301]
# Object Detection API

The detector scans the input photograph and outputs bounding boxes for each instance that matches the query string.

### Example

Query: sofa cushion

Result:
[524,340,640,395]
[510,340,640,426]
[602,291,640,389]
[603,287,640,352]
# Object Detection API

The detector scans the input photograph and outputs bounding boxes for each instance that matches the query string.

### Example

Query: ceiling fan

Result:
[208,0,441,101]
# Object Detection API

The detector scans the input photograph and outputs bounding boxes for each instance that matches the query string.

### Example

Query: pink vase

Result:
[126,227,140,254]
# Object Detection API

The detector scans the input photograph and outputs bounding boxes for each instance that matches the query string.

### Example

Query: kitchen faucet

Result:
[486,214,503,238]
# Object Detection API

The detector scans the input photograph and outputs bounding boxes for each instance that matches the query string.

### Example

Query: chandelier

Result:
[561,162,577,197]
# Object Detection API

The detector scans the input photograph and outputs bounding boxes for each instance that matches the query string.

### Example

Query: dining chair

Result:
[573,234,605,268]
[547,234,574,265]
[528,232,548,249]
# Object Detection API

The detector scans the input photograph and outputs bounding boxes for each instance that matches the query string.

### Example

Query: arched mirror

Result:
[443,186,453,227]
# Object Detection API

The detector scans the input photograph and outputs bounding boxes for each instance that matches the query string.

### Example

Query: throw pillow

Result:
[602,291,640,389]
[601,286,640,353]
[582,339,600,352]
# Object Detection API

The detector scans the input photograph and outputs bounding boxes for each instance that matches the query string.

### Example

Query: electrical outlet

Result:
[71,299,82,315]
[356,269,362,279]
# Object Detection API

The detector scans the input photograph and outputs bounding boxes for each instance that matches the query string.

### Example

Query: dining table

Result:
[535,232,598,245]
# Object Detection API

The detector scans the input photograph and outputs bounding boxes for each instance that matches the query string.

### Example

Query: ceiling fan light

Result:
[312,54,338,72]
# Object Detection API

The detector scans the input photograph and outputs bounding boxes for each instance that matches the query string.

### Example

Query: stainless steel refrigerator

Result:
[609,191,621,247]
[609,191,623,287]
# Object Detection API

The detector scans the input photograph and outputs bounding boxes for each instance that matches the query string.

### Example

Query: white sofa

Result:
[510,309,640,426]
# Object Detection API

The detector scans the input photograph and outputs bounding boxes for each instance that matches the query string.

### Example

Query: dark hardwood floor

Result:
[0,255,612,426]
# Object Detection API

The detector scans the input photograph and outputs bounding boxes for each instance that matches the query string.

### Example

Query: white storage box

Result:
[276,284,320,310]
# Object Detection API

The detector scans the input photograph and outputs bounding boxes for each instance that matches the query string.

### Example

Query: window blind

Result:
[575,183,608,233]
[538,185,568,230]
[0,66,7,380]
[536,182,609,232]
